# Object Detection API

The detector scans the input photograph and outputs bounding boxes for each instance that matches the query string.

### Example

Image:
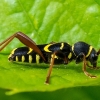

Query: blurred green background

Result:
[0,0,100,100]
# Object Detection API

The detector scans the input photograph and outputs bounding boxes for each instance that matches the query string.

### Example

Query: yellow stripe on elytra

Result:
[16,56,18,61]
[36,54,40,64]
[29,55,32,63]
[72,45,76,56]
[68,52,72,59]
[86,46,93,57]
[22,56,25,62]
[44,44,53,52]
[27,48,33,54]
[60,43,64,50]
[8,48,17,58]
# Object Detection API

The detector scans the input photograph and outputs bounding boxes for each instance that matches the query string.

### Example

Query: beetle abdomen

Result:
[8,47,43,63]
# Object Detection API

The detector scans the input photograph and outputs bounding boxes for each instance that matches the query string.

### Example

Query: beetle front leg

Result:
[82,53,96,78]
[86,62,100,70]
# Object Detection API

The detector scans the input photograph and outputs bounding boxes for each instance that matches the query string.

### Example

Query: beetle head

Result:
[89,49,98,67]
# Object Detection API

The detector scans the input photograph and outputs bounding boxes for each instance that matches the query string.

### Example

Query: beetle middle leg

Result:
[45,52,56,84]
[45,51,68,84]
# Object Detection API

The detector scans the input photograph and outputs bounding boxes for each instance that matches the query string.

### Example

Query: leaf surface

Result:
[0,0,100,99]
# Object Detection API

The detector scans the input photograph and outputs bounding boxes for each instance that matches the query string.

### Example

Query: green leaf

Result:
[0,0,100,99]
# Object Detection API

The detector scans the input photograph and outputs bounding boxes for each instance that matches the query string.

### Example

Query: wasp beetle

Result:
[0,32,100,84]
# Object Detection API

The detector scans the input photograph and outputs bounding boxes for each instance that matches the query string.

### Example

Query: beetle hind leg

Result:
[0,32,45,61]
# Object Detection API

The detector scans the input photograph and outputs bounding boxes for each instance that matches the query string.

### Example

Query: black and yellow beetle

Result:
[0,32,100,84]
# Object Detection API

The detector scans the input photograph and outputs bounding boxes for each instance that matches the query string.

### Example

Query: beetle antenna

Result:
[97,49,100,55]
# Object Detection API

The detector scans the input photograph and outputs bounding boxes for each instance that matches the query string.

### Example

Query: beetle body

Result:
[0,32,100,84]
[8,42,71,65]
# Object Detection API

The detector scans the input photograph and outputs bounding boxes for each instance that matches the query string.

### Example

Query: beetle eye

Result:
[91,54,98,61]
